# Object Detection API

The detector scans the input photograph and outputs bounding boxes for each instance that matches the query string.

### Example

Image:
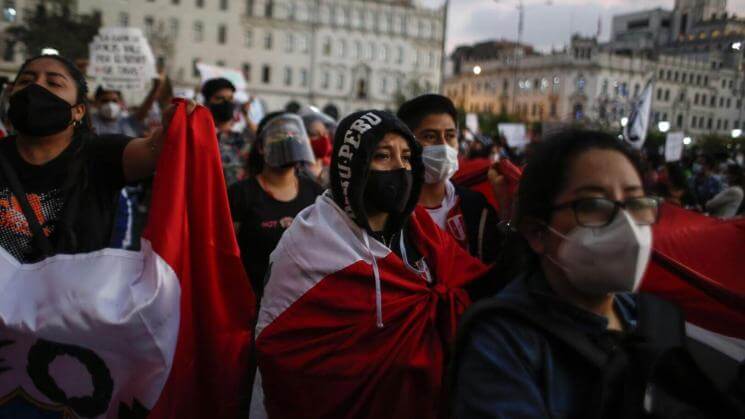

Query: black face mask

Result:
[8,84,75,137]
[209,101,235,123]
[364,168,413,214]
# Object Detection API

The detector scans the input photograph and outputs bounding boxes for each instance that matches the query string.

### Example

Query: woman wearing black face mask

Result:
[0,55,181,263]
[250,110,491,419]
[228,112,324,300]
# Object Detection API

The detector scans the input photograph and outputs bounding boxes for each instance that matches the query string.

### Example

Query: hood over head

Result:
[330,110,424,237]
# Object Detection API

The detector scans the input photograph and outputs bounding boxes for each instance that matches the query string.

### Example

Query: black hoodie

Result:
[329,110,424,240]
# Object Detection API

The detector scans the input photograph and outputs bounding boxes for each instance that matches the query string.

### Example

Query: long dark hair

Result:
[13,55,96,252]
[497,129,644,277]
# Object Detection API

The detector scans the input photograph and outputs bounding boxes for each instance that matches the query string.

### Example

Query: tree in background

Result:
[6,0,100,60]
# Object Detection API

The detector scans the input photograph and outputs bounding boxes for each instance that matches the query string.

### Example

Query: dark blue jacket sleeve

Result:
[454,318,550,419]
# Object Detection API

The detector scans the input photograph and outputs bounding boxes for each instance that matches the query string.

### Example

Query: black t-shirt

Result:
[229,175,324,298]
[0,134,131,262]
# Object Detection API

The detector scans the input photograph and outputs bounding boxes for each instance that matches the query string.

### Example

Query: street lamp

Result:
[733,42,742,51]
[683,136,692,145]
[658,121,671,133]
[473,65,482,75]
[732,129,742,138]
[620,117,629,127]
[494,0,553,116]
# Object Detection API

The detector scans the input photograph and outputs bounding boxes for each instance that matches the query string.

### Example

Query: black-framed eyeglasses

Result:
[551,196,661,228]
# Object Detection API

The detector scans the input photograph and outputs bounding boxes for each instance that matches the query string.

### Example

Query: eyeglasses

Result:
[551,197,661,228]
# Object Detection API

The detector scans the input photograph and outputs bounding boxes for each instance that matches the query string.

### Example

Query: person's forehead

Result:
[212,88,234,98]
[379,132,410,147]
[564,149,641,191]
[21,58,70,78]
[417,113,455,131]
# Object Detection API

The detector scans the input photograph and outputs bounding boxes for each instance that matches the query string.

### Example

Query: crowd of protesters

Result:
[0,53,743,419]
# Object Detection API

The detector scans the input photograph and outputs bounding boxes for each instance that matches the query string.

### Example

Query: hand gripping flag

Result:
[0,100,256,418]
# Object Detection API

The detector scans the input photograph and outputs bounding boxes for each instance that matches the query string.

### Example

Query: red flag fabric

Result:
[147,100,256,418]
[254,197,491,419]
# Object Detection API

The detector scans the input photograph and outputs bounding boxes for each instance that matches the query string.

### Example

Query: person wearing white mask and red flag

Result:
[0,89,256,418]
[398,95,503,266]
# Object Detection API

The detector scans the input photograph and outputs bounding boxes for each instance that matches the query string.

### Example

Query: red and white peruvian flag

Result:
[0,100,256,418]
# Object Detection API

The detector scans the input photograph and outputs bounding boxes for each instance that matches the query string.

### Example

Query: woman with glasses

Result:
[451,129,740,418]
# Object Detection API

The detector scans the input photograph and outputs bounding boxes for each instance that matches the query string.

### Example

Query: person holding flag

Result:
[0,54,255,418]
[252,110,494,419]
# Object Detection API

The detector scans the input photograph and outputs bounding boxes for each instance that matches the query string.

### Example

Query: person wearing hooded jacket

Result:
[398,94,503,264]
[251,110,492,419]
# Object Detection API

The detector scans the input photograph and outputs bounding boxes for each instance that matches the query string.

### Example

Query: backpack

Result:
[451,293,745,419]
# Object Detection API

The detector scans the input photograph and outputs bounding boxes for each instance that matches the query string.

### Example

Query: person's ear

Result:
[521,217,547,255]
[72,103,86,124]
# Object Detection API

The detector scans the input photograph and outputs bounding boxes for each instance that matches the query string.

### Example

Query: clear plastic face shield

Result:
[260,113,315,168]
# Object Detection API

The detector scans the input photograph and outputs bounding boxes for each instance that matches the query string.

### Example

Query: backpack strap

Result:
[0,150,54,257]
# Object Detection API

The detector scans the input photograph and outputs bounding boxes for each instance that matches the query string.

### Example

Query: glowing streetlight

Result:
[732,129,742,138]
[733,42,743,51]
[473,66,482,76]
[41,48,59,56]
[658,121,671,133]
[620,117,629,127]
[683,137,692,145]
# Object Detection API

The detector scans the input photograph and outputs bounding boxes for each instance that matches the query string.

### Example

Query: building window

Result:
[381,44,389,62]
[242,63,251,82]
[381,76,388,94]
[285,33,294,53]
[711,95,717,107]
[144,16,155,37]
[193,21,204,42]
[357,79,368,99]
[220,0,228,11]
[196,0,204,8]
[264,31,273,50]
[300,68,308,87]
[119,12,129,27]
[322,71,330,89]
[244,29,253,48]
[2,40,14,62]
[337,73,345,90]
[299,34,309,53]
[262,65,271,84]
[218,25,227,44]
[724,119,729,130]
[265,0,274,17]
[284,67,292,86]
[216,60,226,67]
[323,38,332,56]
[368,42,376,60]
[396,46,404,64]
[337,39,346,58]
[691,116,697,127]
[656,88,663,100]
[664,90,670,101]
[694,93,699,105]
[246,0,254,15]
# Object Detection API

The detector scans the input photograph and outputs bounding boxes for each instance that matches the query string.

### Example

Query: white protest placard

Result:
[87,27,157,91]
[465,113,479,134]
[196,62,247,91]
[665,131,685,162]
[499,123,529,149]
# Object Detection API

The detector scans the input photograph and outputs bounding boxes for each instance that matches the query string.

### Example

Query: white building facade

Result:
[444,37,745,138]
[76,0,445,115]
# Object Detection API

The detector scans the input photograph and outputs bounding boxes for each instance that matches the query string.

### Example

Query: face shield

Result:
[260,113,315,167]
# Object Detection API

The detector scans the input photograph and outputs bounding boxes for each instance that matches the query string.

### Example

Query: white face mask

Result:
[99,102,122,120]
[422,144,459,184]
[547,210,653,296]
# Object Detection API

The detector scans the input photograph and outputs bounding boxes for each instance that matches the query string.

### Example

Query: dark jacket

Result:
[453,270,638,419]
[454,184,502,264]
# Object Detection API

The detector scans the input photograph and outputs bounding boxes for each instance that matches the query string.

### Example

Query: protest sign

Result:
[665,131,685,162]
[88,27,157,91]
[465,113,479,134]
[499,123,529,148]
